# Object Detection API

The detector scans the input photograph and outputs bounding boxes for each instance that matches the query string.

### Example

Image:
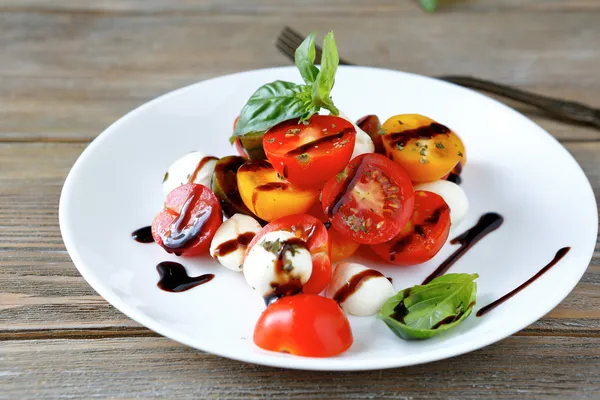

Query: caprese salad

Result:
[147,31,477,357]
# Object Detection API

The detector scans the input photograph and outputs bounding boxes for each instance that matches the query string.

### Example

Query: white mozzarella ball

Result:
[326,262,395,316]
[209,214,262,272]
[414,180,469,226]
[162,151,217,197]
[243,231,312,298]
[337,111,375,159]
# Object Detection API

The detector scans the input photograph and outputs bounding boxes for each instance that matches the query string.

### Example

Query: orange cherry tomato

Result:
[329,226,360,263]
[151,184,223,256]
[371,191,451,265]
[321,153,415,245]
[263,115,356,189]
[254,294,353,357]
[381,114,465,183]
[237,160,319,222]
[246,214,331,294]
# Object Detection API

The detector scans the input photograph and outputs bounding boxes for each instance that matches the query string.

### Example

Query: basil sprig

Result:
[378,273,478,340]
[232,31,340,142]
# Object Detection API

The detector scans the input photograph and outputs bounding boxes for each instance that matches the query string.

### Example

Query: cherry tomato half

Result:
[263,115,356,189]
[356,115,385,154]
[371,190,451,265]
[381,114,465,183]
[152,183,223,256]
[321,153,415,245]
[253,294,353,357]
[329,226,361,263]
[237,160,319,222]
[246,214,331,294]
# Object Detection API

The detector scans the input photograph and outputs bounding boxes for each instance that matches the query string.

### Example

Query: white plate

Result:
[60,66,598,371]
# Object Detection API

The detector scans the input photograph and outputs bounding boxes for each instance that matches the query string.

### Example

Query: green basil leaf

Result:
[295,32,319,84]
[419,0,438,12]
[311,31,339,116]
[233,81,312,138]
[378,273,478,340]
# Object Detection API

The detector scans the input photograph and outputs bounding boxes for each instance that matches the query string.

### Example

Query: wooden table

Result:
[2,1,599,398]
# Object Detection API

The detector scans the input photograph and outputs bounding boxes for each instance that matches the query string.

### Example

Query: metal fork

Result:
[276,26,600,130]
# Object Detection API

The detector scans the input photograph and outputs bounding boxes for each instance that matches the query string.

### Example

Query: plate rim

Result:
[59,65,598,371]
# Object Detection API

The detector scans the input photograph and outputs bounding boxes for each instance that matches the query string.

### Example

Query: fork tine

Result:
[275,40,295,62]
[276,26,354,66]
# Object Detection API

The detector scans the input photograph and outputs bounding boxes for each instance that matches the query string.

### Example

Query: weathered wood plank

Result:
[0,142,598,337]
[1,76,598,141]
[3,336,600,399]
[0,0,598,14]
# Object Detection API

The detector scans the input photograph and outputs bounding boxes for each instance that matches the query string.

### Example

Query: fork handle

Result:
[335,57,600,129]
[436,76,600,128]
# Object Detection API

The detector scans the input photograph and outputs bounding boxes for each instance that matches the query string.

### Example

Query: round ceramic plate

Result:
[60,66,597,371]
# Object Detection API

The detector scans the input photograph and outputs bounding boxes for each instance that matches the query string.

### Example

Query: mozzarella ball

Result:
[326,262,395,316]
[414,180,469,226]
[209,214,262,272]
[337,111,375,159]
[243,230,312,298]
[162,151,217,197]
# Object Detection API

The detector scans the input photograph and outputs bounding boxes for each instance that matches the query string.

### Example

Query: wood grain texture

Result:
[0,142,598,338]
[3,336,600,399]
[1,1,599,397]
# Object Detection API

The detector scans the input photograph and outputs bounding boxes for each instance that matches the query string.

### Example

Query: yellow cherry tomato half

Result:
[381,114,465,183]
[237,160,319,222]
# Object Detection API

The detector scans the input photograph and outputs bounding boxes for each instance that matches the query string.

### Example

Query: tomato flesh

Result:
[381,114,466,183]
[246,214,331,294]
[152,183,223,256]
[371,190,451,265]
[321,153,415,245]
[263,115,356,189]
[253,294,353,357]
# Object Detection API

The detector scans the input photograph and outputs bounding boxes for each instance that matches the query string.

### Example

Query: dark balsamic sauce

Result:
[333,269,384,304]
[189,156,218,184]
[284,128,353,157]
[262,237,308,306]
[131,226,154,243]
[156,261,214,292]
[161,192,213,252]
[476,247,571,317]
[422,212,504,285]
[386,123,450,148]
[214,232,256,257]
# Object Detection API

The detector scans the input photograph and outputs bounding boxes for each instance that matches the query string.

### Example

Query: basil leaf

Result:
[419,0,438,12]
[378,273,478,340]
[233,81,312,138]
[311,31,339,117]
[295,32,319,84]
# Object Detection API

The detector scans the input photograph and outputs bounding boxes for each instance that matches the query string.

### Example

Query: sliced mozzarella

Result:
[162,151,217,197]
[209,214,262,272]
[414,180,469,226]
[243,230,312,298]
[326,262,394,316]
[337,111,375,159]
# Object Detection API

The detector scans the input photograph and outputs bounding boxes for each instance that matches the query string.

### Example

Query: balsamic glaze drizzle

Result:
[131,226,154,243]
[156,261,214,292]
[476,247,571,317]
[422,213,504,285]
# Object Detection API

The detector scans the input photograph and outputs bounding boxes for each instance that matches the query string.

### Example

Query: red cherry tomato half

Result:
[254,294,353,357]
[321,153,415,245]
[152,183,223,256]
[263,115,356,189]
[247,214,331,294]
[371,191,451,265]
